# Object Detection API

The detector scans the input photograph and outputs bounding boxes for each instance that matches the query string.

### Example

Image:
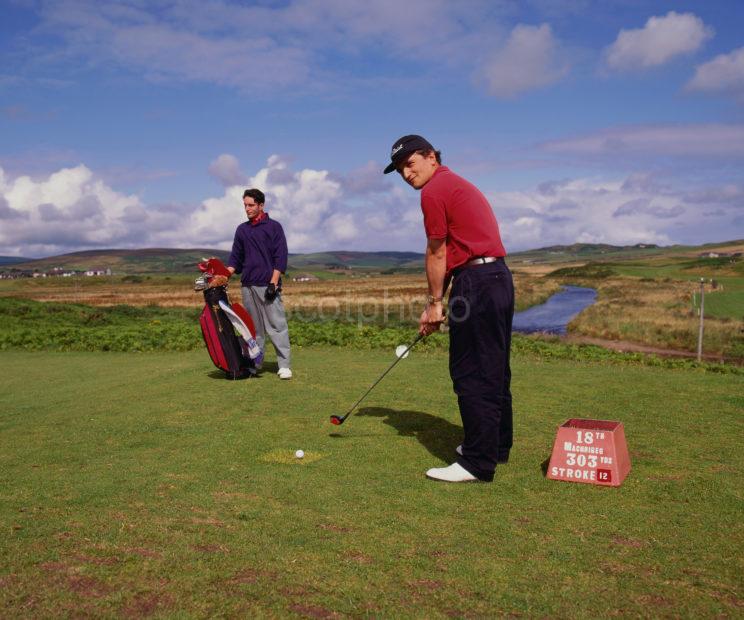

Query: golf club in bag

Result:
[196,258,263,380]
[330,332,425,425]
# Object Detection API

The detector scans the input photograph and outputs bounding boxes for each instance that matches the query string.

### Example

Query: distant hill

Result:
[0,256,34,266]
[9,248,231,274]
[288,251,424,271]
[7,248,423,275]
[510,242,664,263]
[509,240,744,264]
[5,240,742,275]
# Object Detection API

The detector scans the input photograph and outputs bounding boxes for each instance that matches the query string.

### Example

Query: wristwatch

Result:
[427,295,443,304]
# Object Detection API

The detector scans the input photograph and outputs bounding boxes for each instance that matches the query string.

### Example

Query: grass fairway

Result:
[1,349,742,617]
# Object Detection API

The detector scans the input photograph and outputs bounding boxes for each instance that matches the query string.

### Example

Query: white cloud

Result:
[541,124,744,157]
[489,175,741,251]
[0,156,427,256]
[2,161,740,258]
[208,154,248,188]
[35,0,313,92]
[0,165,144,256]
[22,1,559,99]
[190,156,343,251]
[613,198,684,219]
[327,213,358,243]
[687,46,744,102]
[191,186,246,247]
[480,23,569,98]
[604,11,713,71]
[190,155,421,253]
[333,161,390,196]
[24,0,498,96]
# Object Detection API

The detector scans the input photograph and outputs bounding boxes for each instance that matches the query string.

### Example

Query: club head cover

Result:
[197,257,231,277]
[208,275,229,288]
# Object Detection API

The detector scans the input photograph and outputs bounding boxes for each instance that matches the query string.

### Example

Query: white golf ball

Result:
[295,449,305,459]
[395,344,410,359]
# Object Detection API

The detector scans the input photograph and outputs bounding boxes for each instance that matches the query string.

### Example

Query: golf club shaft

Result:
[341,332,424,419]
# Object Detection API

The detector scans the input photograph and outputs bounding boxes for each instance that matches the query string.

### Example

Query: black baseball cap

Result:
[383,134,435,174]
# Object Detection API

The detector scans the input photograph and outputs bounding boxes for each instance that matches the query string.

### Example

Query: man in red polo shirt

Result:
[384,135,514,482]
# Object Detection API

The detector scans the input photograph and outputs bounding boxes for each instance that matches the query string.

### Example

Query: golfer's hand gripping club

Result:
[419,301,446,336]
[329,332,425,426]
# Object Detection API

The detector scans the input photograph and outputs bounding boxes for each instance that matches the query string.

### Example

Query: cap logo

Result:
[391,143,403,157]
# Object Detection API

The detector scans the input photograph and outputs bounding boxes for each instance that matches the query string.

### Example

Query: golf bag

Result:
[196,259,263,380]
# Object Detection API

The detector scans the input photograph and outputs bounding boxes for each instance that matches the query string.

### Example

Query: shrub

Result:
[547,263,616,279]
[0,297,739,375]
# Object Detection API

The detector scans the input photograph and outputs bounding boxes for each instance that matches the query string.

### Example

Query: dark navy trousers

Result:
[449,259,514,482]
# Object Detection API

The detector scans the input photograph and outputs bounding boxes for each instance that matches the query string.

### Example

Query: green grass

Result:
[611,261,744,322]
[701,283,744,320]
[1,348,742,617]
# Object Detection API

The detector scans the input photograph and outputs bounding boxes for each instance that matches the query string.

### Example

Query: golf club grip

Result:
[344,333,424,416]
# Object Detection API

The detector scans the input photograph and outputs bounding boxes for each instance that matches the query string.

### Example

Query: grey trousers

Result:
[240,286,291,370]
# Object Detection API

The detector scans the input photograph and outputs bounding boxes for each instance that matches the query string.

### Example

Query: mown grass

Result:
[1,348,742,617]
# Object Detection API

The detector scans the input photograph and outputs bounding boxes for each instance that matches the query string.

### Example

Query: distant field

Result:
[3,243,742,358]
[1,349,742,617]
[0,272,560,318]
[605,257,744,322]
[541,248,744,358]
[704,288,744,320]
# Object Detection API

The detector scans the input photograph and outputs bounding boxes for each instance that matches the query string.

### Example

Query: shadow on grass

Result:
[355,407,462,463]
[206,360,278,381]
[259,361,279,373]
[207,370,253,380]
[540,457,550,477]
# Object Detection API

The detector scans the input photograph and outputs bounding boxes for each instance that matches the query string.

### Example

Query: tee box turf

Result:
[547,418,631,487]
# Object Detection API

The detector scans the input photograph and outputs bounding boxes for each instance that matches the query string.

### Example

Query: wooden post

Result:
[697,278,705,362]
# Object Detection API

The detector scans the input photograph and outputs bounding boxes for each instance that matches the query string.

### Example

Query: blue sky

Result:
[1,0,743,257]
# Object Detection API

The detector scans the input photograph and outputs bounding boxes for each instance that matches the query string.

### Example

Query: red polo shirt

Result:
[420,166,506,275]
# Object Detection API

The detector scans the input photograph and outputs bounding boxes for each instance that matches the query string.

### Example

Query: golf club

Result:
[330,332,425,425]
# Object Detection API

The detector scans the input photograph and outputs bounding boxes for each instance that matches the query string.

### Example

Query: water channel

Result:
[512,285,597,335]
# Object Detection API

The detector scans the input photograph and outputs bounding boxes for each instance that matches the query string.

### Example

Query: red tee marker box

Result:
[547,419,631,487]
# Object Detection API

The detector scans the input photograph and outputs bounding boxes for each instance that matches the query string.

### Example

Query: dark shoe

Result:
[456,444,509,464]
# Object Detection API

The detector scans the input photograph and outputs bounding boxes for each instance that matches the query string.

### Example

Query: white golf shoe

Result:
[277,368,293,380]
[425,462,477,482]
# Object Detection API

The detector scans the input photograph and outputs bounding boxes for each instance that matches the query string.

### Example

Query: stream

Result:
[512,286,597,335]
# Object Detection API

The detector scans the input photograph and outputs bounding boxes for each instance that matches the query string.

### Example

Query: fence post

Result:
[697,278,705,362]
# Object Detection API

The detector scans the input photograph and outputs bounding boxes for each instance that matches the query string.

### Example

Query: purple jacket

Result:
[228,215,288,286]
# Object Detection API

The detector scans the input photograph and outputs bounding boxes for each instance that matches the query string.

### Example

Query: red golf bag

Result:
[196,258,263,380]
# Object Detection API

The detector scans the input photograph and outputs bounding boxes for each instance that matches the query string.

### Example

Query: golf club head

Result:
[330,415,345,425]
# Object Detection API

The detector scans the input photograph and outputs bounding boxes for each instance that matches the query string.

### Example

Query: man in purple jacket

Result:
[227,188,292,379]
